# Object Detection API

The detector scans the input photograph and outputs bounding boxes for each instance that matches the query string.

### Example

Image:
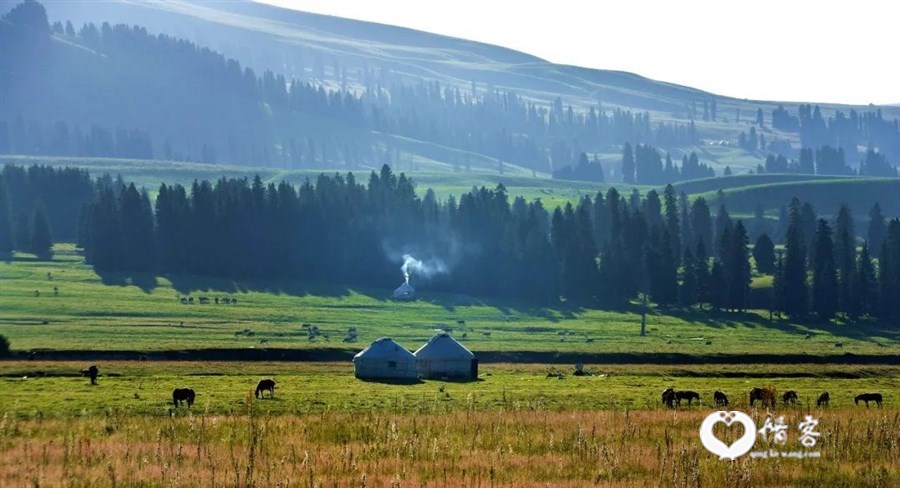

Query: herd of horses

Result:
[171,379,276,407]
[661,387,884,409]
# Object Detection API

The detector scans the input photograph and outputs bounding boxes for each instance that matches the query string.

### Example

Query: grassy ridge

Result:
[700,177,900,215]
[1,245,896,356]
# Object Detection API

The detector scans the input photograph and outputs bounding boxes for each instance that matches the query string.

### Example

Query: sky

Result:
[257,0,900,106]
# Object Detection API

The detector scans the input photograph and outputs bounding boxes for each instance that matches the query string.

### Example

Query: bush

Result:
[0,334,10,357]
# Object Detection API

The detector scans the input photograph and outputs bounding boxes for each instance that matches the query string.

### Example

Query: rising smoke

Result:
[401,254,448,284]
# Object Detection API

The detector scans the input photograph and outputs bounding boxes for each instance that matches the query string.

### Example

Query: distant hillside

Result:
[1,0,898,180]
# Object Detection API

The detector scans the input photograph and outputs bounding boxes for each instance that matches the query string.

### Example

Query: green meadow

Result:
[1,244,896,357]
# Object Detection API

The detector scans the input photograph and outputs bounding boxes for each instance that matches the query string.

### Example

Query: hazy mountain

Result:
[1,0,898,177]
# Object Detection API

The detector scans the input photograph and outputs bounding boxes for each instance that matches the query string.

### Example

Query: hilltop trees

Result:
[811,219,838,321]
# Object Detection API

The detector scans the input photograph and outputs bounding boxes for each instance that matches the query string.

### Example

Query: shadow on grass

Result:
[98,270,159,293]
[662,307,899,342]
[355,377,425,385]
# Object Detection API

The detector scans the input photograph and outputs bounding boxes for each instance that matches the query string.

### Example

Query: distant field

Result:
[671,173,851,195]
[1,245,896,358]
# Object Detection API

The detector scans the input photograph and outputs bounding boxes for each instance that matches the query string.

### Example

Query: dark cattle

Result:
[675,390,700,406]
[80,365,99,385]
[199,296,210,304]
[188,297,194,304]
[817,392,830,407]
[750,387,777,408]
[180,298,188,304]
[173,388,195,407]
[714,390,729,407]
[782,390,798,406]
[255,379,276,399]
[661,388,676,408]
[215,297,219,304]
[854,393,883,408]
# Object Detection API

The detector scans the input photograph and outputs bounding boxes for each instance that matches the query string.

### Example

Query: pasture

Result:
[0,361,897,486]
[1,245,897,358]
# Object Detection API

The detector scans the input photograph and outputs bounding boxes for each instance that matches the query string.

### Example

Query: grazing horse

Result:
[714,390,729,407]
[172,388,195,407]
[255,379,276,399]
[750,387,777,408]
[81,365,99,385]
[817,392,830,407]
[854,393,883,408]
[782,390,798,406]
[661,388,676,408]
[675,390,700,406]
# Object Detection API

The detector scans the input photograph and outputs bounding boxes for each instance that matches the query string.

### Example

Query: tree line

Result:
[60,163,900,322]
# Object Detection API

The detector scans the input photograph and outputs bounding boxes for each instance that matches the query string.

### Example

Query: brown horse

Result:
[172,388,195,407]
[854,393,883,408]
[750,387,777,408]
[255,379,276,399]
[816,392,830,407]
[782,390,798,406]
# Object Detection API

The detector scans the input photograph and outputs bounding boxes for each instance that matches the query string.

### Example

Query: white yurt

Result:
[393,282,415,300]
[353,337,418,380]
[414,333,478,380]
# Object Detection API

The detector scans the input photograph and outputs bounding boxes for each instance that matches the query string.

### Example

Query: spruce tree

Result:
[726,221,751,312]
[663,184,681,267]
[753,233,776,274]
[868,203,886,257]
[773,252,786,318]
[854,242,877,318]
[783,199,808,318]
[879,219,900,320]
[833,204,856,317]
[14,210,30,252]
[621,143,635,184]
[694,240,710,309]
[30,206,53,259]
[690,198,713,253]
[0,178,13,255]
[679,247,697,307]
[811,219,838,321]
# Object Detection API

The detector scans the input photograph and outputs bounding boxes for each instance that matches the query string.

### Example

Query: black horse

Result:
[172,388,195,407]
[255,379,276,399]
[81,365,99,385]
[816,392,830,407]
[854,393,883,408]
[675,390,700,406]
[714,390,729,407]
[782,390,798,406]
[661,388,676,408]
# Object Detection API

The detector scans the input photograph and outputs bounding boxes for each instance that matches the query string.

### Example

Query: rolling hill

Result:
[1,0,898,179]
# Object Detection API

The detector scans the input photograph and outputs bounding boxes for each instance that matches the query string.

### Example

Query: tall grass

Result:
[1,408,896,486]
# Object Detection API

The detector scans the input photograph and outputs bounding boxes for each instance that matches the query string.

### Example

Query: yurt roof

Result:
[414,333,475,360]
[394,282,415,293]
[353,337,416,360]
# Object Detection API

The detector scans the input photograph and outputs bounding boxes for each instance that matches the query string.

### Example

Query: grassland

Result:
[1,245,897,358]
[0,361,897,486]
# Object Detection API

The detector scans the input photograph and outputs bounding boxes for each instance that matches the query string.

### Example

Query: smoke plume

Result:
[401,254,447,284]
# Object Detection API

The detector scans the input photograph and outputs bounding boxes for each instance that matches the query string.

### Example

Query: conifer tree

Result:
[833,204,856,317]
[30,206,53,259]
[753,233,776,274]
[783,199,808,318]
[679,247,697,307]
[621,143,635,184]
[854,242,877,318]
[811,219,838,321]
